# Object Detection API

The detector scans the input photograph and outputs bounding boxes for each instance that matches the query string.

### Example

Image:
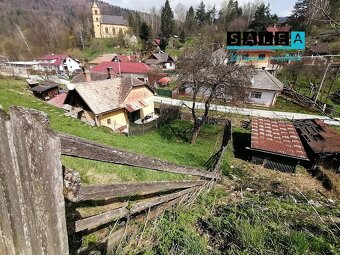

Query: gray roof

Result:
[70,77,145,114]
[101,15,128,26]
[251,70,284,91]
[145,52,175,65]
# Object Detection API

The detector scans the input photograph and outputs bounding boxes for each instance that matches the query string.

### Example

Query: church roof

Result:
[101,15,128,26]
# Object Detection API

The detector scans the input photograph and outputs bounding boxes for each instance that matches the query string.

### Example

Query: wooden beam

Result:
[59,133,218,179]
[77,195,185,255]
[74,186,200,232]
[65,180,206,202]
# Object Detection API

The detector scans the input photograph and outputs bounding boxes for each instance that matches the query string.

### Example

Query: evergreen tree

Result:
[139,22,150,50]
[249,4,278,31]
[179,30,186,43]
[287,0,308,30]
[195,1,206,26]
[160,0,174,39]
[185,6,196,32]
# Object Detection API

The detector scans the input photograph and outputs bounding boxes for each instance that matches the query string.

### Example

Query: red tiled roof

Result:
[90,61,153,74]
[47,93,67,108]
[251,118,308,159]
[158,77,171,85]
[38,54,68,60]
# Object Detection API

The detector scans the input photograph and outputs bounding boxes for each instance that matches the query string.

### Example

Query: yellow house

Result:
[92,1,130,38]
[64,76,156,133]
[235,50,273,69]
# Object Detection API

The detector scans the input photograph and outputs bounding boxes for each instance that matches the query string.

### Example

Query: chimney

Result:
[107,67,113,79]
[83,68,91,82]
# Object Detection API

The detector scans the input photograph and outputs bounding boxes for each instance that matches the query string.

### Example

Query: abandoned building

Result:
[64,76,156,133]
[294,119,340,172]
[248,118,309,172]
[30,81,60,100]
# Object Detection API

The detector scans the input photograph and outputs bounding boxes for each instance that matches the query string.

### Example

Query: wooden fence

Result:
[0,106,228,255]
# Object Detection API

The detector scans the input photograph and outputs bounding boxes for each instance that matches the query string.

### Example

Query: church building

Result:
[92,1,130,38]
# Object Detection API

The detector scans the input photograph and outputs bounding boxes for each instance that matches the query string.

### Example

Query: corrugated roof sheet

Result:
[70,77,146,114]
[251,118,308,159]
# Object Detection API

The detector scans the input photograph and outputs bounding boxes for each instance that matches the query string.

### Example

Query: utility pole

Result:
[314,60,332,104]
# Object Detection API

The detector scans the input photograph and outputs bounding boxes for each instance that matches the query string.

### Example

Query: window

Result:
[251,91,262,99]
[258,54,266,59]
[105,27,109,33]
[107,118,111,125]
[96,18,99,21]
[94,10,98,15]
[112,27,116,34]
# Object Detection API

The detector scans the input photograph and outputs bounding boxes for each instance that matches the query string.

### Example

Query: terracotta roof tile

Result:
[251,118,308,159]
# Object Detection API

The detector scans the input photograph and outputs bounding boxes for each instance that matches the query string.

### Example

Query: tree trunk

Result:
[190,125,201,144]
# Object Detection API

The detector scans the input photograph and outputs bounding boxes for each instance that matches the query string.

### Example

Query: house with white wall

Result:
[249,70,284,106]
[35,54,81,74]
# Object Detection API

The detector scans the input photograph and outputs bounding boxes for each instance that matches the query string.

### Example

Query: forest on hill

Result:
[0,0,339,60]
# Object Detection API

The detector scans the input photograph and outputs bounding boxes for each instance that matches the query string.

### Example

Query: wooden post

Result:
[0,107,69,255]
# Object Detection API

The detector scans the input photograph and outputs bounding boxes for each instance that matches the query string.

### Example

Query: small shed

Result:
[30,81,59,100]
[248,118,308,172]
[294,119,340,171]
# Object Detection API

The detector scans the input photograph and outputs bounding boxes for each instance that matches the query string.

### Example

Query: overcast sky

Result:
[106,0,296,17]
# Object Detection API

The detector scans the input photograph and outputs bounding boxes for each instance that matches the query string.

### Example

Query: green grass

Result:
[0,77,224,184]
[273,97,321,114]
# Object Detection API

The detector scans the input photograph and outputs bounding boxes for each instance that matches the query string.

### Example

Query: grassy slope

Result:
[0,77,224,184]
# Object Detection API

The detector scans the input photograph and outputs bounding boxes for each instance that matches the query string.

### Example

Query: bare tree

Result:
[177,45,252,144]
[174,3,187,24]
[309,0,340,29]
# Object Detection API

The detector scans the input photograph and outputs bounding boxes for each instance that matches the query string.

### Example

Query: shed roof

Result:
[294,119,340,154]
[31,83,59,93]
[47,93,67,108]
[145,52,175,65]
[88,54,117,65]
[251,118,308,159]
[101,15,128,26]
[67,76,147,114]
[251,70,284,91]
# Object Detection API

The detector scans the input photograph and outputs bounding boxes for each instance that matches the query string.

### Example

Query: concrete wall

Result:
[249,89,278,106]
[99,109,128,129]
[65,58,80,73]
[100,25,129,38]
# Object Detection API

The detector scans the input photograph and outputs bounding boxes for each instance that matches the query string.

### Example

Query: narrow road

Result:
[154,96,340,126]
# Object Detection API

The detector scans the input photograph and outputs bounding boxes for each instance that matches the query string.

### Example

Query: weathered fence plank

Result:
[75,186,199,232]
[77,194,186,254]
[59,133,218,179]
[0,107,69,255]
[65,180,206,202]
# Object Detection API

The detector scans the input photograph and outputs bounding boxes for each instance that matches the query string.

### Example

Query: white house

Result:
[35,54,81,74]
[249,69,284,106]
[144,52,176,71]
[182,69,284,107]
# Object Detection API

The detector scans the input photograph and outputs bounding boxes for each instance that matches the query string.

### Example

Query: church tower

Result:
[92,1,101,38]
